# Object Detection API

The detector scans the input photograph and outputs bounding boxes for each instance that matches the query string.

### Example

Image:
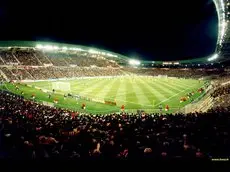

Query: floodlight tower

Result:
[129,59,141,66]
[213,0,230,60]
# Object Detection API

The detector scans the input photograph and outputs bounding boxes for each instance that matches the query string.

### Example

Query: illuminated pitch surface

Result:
[6,77,205,114]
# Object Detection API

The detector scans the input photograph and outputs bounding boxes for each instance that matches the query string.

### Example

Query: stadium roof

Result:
[0,40,130,61]
[0,38,226,65]
[141,57,209,65]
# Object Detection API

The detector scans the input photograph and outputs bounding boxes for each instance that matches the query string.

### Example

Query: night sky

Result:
[0,0,218,61]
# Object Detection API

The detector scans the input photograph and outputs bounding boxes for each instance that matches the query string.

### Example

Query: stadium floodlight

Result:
[89,49,99,54]
[129,59,141,66]
[36,44,43,49]
[207,54,219,61]
[107,53,117,57]
[53,46,59,50]
[42,45,54,51]
[62,47,68,50]
[75,48,84,51]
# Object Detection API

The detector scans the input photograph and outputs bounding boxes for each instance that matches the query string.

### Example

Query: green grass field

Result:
[2,76,206,114]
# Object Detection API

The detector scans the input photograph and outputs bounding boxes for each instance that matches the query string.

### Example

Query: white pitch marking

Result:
[153,84,198,108]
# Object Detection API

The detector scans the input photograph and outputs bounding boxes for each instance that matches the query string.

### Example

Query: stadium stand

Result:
[0,47,227,81]
[1,45,230,160]
[0,67,124,80]
[13,48,42,66]
[0,89,230,160]
[211,84,230,109]
[123,67,224,79]
[0,49,19,64]
[0,0,229,160]
[1,66,225,81]
[0,48,120,67]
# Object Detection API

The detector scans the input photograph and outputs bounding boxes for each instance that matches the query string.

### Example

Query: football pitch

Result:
[3,76,206,114]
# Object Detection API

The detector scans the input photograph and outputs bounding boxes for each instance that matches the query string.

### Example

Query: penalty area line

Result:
[153,85,198,108]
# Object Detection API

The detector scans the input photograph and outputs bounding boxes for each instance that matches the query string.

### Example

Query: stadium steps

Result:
[37,51,54,65]
[1,67,19,80]
[0,69,8,81]
[63,58,70,66]
[181,95,214,114]
[25,69,36,80]
[11,53,20,64]
[0,56,5,65]
[196,96,213,112]
[55,67,65,78]
[32,53,43,66]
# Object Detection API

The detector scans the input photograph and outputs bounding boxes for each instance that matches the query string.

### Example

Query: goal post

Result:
[52,82,71,91]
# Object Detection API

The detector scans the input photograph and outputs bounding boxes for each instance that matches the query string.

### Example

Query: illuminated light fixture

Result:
[75,48,84,51]
[207,54,219,61]
[43,45,53,50]
[107,53,117,57]
[36,44,43,49]
[129,59,141,65]
[88,49,99,54]
[53,46,59,50]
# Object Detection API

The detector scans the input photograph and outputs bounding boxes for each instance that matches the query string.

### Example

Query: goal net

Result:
[52,82,71,91]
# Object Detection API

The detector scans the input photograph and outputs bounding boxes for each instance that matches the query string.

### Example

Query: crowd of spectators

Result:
[211,85,230,99]
[0,50,18,64]
[0,47,228,81]
[0,48,119,67]
[0,65,228,81]
[0,67,123,80]
[13,49,43,66]
[0,75,5,82]
[0,67,18,80]
[44,52,119,67]
[212,74,230,87]
[123,67,224,79]
[211,84,230,109]
[1,47,230,160]
[0,90,230,160]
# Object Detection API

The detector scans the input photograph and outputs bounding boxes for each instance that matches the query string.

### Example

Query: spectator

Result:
[0,90,230,160]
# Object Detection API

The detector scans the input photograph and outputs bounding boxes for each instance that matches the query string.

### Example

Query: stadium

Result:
[0,0,230,160]
[0,41,213,114]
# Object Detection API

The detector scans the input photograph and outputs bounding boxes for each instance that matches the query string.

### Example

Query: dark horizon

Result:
[0,0,218,61]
